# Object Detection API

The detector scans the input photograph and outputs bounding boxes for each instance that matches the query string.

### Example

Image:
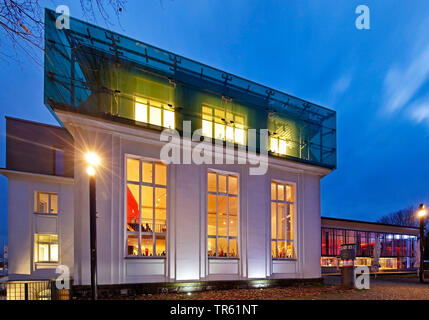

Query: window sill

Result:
[35,262,59,269]
[33,212,58,216]
[208,257,239,260]
[124,256,166,259]
[272,258,297,261]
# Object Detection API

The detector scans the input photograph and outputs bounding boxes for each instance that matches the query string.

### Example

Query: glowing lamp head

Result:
[418,204,427,218]
[85,152,100,166]
[87,166,96,176]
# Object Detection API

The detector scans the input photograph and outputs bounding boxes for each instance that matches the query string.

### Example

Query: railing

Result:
[128,221,167,234]
[44,9,337,170]
[0,280,72,300]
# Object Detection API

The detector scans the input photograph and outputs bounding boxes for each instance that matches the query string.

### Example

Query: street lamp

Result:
[417,203,427,283]
[86,152,100,300]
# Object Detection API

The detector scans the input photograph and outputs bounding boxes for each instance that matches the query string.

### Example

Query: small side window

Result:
[34,234,59,263]
[35,192,58,214]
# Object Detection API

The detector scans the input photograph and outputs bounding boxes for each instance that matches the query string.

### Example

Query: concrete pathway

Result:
[321,275,429,300]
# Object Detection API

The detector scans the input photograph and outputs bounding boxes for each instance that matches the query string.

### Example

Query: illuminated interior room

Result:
[321,217,419,273]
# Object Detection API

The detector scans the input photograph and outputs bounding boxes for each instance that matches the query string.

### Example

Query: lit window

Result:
[201,106,246,145]
[226,126,234,142]
[269,137,278,153]
[34,192,58,214]
[271,181,295,259]
[134,99,175,129]
[279,139,287,155]
[234,128,245,145]
[269,137,288,155]
[135,102,148,123]
[214,123,225,140]
[34,234,58,263]
[202,120,213,138]
[207,172,239,258]
[126,157,167,257]
[163,109,175,129]
[149,106,162,127]
[126,158,140,182]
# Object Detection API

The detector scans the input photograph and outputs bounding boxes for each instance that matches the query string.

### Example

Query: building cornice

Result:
[56,110,333,177]
[321,216,419,235]
[0,168,74,184]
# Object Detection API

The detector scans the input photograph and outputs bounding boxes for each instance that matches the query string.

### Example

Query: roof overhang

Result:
[0,168,74,184]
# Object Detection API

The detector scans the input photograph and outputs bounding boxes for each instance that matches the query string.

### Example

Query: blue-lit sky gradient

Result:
[1,0,429,243]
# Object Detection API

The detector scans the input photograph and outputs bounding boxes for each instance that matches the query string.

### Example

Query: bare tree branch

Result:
[377,206,422,227]
[0,0,126,64]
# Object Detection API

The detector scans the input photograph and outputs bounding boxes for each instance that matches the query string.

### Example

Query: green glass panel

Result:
[44,9,336,169]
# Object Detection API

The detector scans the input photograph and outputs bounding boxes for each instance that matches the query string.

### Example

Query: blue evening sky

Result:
[1,0,429,243]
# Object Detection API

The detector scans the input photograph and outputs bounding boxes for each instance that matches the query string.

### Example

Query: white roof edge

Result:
[321,218,419,235]
[0,168,74,184]
[56,110,333,177]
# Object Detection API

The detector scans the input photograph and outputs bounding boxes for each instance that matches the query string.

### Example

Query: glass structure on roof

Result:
[44,9,336,168]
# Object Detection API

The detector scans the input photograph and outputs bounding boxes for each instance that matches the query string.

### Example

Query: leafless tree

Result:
[0,0,126,64]
[377,206,420,227]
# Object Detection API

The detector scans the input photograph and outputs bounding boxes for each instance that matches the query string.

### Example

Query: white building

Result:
[1,10,337,287]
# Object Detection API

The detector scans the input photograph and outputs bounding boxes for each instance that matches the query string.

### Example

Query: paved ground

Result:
[104,275,429,300]
[128,284,351,300]
[318,275,429,300]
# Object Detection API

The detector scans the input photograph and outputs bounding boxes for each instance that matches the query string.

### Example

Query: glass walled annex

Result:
[321,227,418,270]
[43,9,336,169]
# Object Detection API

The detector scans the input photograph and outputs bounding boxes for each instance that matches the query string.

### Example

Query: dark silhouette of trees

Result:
[377,206,419,227]
[378,206,429,259]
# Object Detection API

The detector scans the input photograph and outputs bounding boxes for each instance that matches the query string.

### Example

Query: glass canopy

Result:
[44,9,336,168]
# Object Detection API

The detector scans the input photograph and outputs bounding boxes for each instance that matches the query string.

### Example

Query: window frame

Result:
[125,155,168,258]
[134,96,175,129]
[34,191,58,215]
[201,104,246,145]
[269,136,289,155]
[34,234,59,263]
[207,169,240,259]
[270,180,296,260]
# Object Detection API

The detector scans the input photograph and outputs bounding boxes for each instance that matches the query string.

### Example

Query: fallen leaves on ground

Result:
[109,284,351,300]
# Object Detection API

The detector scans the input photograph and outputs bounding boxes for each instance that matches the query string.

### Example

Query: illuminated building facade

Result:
[321,217,419,273]
[2,10,337,285]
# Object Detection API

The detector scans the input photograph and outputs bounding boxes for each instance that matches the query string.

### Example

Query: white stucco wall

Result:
[59,111,330,285]
[4,171,74,280]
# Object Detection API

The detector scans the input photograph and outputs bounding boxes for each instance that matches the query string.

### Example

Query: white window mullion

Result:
[161,105,164,127]
[138,160,142,256]
[226,176,230,256]
[276,200,279,258]
[48,194,51,214]
[216,174,219,257]
[152,162,156,255]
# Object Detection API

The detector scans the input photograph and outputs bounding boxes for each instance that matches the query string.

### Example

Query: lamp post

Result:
[86,152,100,300]
[417,203,427,283]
